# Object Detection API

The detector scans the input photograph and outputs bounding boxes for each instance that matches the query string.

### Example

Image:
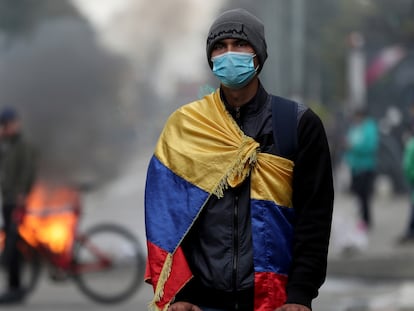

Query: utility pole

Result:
[290,0,305,102]
[258,0,285,95]
[347,31,366,111]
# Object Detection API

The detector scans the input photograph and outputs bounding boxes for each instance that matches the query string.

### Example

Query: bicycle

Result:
[0,182,146,304]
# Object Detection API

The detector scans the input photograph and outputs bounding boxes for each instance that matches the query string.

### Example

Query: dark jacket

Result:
[178,83,334,310]
[0,133,37,205]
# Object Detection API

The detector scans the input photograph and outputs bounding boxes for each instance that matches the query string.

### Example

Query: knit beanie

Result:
[206,8,268,73]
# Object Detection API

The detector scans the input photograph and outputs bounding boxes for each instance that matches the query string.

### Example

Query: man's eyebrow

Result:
[215,38,247,44]
[234,39,249,44]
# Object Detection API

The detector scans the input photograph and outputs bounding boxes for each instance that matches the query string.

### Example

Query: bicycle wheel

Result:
[0,230,41,298]
[71,223,145,304]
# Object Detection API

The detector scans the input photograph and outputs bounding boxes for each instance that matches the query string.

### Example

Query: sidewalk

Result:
[318,187,414,311]
[327,188,414,280]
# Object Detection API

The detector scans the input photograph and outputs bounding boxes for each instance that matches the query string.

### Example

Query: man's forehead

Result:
[214,38,249,44]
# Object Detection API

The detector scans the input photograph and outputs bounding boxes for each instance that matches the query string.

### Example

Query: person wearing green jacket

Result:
[344,109,379,230]
[398,131,414,243]
[0,107,37,304]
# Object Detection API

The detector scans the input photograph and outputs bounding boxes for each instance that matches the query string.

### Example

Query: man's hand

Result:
[275,303,311,311]
[167,301,202,311]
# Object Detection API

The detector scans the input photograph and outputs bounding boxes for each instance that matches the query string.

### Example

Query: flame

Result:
[0,230,4,248]
[19,182,80,256]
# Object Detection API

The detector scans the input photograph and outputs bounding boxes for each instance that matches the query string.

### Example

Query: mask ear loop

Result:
[252,54,260,73]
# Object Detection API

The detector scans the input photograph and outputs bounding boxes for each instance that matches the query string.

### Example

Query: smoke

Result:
[70,0,226,146]
[0,0,228,189]
[88,0,224,98]
[0,17,136,188]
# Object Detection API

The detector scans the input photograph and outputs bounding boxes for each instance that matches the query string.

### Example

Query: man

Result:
[0,107,37,304]
[145,8,334,311]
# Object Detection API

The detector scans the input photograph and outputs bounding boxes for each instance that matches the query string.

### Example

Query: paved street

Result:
[315,170,414,311]
[315,277,414,311]
[1,276,153,310]
[2,152,414,310]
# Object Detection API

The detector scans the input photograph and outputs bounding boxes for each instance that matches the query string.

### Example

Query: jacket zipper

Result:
[233,107,241,310]
[233,194,239,310]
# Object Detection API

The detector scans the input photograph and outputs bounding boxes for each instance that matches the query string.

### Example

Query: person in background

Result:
[0,107,37,304]
[344,108,379,231]
[397,103,414,244]
[144,8,334,311]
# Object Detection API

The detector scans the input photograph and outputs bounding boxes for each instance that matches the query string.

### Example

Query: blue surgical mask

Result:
[211,52,258,89]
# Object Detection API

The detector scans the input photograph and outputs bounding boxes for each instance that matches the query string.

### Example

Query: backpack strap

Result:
[271,95,298,159]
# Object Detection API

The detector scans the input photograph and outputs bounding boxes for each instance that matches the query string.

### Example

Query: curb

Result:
[328,253,414,280]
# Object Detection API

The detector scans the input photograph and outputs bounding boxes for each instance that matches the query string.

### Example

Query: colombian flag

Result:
[145,90,295,311]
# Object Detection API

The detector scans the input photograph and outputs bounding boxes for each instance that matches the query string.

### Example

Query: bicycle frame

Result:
[5,221,116,278]
[2,203,121,278]
[69,233,113,275]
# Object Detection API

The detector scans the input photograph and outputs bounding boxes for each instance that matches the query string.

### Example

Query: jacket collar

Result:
[220,81,269,119]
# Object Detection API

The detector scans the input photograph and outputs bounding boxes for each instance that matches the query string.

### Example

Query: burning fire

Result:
[0,230,4,248]
[19,182,80,256]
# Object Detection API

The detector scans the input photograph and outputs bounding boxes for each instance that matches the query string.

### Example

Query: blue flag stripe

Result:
[145,156,209,253]
[251,199,295,274]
